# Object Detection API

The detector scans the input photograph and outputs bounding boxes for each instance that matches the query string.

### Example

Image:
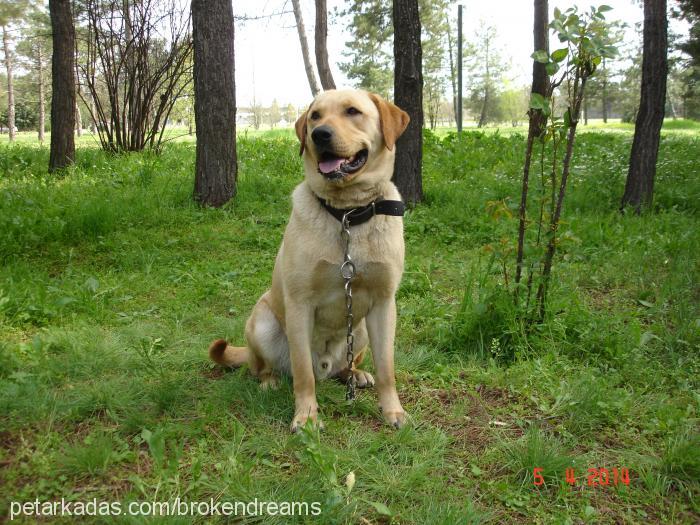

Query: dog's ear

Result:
[294,110,308,156]
[369,93,410,151]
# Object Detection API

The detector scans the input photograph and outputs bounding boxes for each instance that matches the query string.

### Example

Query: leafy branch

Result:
[514,5,619,322]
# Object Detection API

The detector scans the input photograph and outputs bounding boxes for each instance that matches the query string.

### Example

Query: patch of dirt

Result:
[0,430,21,467]
[201,365,227,380]
[585,287,617,311]
[403,382,532,455]
[0,430,20,451]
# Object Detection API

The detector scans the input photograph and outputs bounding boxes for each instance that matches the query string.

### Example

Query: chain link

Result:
[340,210,357,401]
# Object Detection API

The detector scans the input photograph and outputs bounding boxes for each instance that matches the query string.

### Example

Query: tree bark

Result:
[38,41,46,143]
[478,33,491,128]
[530,0,549,137]
[537,76,587,319]
[75,73,82,137]
[602,57,608,123]
[89,97,96,133]
[2,26,15,141]
[314,0,335,90]
[445,13,457,125]
[515,0,549,288]
[621,0,667,213]
[192,0,237,207]
[74,54,81,137]
[292,0,320,97]
[49,0,76,171]
[392,0,423,204]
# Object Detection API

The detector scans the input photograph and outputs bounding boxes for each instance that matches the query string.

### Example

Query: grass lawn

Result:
[0,126,698,523]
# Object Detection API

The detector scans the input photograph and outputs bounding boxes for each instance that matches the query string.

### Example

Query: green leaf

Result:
[529,93,546,110]
[551,48,568,62]
[545,62,559,75]
[366,500,392,516]
[598,5,613,12]
[563,109,572,128]
[531,50,549,63]
[640,331,661,346]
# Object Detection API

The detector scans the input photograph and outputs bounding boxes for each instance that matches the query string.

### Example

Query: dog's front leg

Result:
[285,303,319,432]
[366,297,406,428]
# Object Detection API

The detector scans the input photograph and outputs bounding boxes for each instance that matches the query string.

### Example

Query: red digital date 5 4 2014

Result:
[533,467,630,487]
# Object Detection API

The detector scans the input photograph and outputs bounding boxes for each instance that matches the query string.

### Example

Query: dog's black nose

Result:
[311,125,333,146]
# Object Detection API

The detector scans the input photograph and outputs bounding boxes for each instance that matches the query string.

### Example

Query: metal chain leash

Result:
[340,210,357,401]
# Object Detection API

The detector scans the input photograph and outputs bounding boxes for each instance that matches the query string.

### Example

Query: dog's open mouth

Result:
[317,149,368,180]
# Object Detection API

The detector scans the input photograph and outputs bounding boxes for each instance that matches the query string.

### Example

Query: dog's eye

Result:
[346,107,361,116]
[310,111,321,120]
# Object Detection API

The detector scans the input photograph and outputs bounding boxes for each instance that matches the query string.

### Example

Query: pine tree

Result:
[339,0,394,97]
[467,25,508,127]
[192,0,237,207]
[48,0,76,172]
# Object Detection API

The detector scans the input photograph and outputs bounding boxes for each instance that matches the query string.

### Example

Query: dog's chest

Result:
[311,255,397,329]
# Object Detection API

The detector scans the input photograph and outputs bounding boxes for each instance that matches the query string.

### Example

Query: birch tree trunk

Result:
[75,69,82,137]
[445,13,457,125]
[2,26,15,141]
[292,0,320,97]
[38,42,45,143]
[314,0,335,90]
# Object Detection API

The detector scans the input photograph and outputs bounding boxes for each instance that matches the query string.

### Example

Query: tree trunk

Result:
[445,13,457,125]
[530,0,549,136]
[478,86,489,128]
[314,0,336,90]
[192,0,237,207]
[49,0,76,171]
[602,57,608,123]
[515,0,549,288]
[621,0,667,213]
[392,0,423,204]
[74,23,81,139]
[292,0,320,97]
[2,26,15,142]
[89,97,97,133]
[537,76,587,319]
[38,42,46,143]
[75,93,82,136]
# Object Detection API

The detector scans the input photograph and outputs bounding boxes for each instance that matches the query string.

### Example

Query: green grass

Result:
[0,127,698,523]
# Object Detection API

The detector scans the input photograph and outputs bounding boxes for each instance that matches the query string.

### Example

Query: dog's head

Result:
[295,89,409,192]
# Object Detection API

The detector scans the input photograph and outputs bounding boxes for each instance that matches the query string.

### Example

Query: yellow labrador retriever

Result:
[209,89,410,431]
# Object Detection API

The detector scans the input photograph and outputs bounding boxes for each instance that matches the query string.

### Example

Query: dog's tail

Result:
[208,339,250,368]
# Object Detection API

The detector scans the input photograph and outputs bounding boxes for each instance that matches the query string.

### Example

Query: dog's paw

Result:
[290,406,322,433]
[381,407,407,429]
[352,369,375,389]
[259,375,279,390]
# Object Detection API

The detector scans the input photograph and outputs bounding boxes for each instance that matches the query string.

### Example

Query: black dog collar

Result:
[317,196,405,226]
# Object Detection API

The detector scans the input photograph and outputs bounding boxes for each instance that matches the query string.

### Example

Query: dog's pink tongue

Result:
[319,157,344,174]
